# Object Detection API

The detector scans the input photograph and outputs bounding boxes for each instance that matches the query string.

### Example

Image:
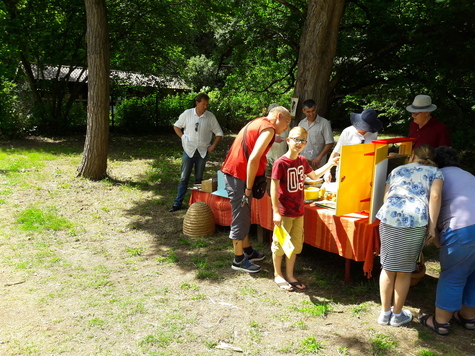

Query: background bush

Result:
[0,80,34,138]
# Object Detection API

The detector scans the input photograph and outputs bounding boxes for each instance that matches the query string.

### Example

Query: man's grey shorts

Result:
[224,173,252,241]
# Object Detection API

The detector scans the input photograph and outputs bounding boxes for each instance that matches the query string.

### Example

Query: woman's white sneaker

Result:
[390,309,413,327]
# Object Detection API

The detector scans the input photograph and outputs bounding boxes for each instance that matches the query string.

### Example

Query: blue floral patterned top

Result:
[376,163,444,228]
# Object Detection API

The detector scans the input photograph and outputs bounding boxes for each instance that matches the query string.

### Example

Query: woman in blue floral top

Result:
[376,145,444,327]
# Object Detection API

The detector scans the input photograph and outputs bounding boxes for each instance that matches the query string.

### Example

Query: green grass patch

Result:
[180,282,199,291]
[337,346,349,355]
[291,300,331,317]
[191,256,223,280]
[16,206,72,231]
[298,336,324,354]
[156,250,178,264]
[370,332,397,355]
[240,286,258,295]
[295,320,308,330]
[0,151,47,172]
[189,238,210,248]
[416,351,440,356]
[350,302,369,316]
[126,246,146,256]
[88,318,107,328]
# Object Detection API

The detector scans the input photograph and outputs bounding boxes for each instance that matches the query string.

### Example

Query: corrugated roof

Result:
[28,63,190,90]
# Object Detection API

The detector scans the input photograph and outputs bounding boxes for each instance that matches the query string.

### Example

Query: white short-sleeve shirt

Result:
[333,126,378,154]
[298,115,334,163]
[174,108,223,158]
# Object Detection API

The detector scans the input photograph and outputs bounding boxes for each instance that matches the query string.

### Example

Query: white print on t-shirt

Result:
[286,166,305,193]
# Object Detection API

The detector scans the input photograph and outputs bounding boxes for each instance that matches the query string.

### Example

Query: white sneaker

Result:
[378,311,392,325]
[390,309,413,327]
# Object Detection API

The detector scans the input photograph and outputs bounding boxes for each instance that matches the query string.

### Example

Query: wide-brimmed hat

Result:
[350,109,382,133]
[406,95,437,113]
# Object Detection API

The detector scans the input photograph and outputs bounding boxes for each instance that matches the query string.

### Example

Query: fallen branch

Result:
[4,280,26,287]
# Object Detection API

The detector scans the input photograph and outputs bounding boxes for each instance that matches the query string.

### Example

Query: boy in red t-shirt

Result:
[271,126,338,291]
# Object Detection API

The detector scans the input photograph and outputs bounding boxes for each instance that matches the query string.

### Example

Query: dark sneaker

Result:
[168,205,181,212]
[244,250,265,262]
[390,309,413,327]
[231,257,261,273]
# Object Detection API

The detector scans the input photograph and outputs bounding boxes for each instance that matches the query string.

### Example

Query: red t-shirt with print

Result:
[271,155,313,217]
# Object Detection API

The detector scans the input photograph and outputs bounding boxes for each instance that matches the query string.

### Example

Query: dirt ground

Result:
[0,135,473,355]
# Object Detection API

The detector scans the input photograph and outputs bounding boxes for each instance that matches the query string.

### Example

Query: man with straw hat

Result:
[406,94,450,148]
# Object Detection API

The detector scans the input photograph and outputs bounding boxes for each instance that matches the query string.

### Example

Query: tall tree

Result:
[77,0,110,180]
[293,0,346,120]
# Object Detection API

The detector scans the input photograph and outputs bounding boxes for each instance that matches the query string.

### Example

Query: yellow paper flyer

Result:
[273,225,295,258]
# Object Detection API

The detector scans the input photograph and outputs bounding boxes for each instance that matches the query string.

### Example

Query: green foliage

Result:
[182,55,221,91]
[114,92,199,133]
[156,92,198,128]
[1,0,474,151]
[333,0,475,151]
[114,96,159,133]
[0,80,33,138]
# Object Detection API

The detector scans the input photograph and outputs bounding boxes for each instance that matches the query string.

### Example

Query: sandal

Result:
[419,313,450,335]
[289,280,307,291]
[274,278,294,292]
[452,311,475,330]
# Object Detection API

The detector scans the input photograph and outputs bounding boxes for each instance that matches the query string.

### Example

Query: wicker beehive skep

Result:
[183,202,216,237]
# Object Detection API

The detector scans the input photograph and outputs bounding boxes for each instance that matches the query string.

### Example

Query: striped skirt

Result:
[379,223,426,272]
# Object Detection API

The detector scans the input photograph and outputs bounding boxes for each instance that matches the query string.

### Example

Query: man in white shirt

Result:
[298,99,334,169]
[169,93,223,212]
[324,108,382,182]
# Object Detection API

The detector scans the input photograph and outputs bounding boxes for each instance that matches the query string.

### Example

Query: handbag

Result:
[241,120,268,199]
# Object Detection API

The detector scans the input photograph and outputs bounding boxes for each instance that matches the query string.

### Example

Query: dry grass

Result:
[0,134,473,355]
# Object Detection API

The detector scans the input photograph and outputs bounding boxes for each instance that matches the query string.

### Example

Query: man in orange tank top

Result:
[221,106,291,273]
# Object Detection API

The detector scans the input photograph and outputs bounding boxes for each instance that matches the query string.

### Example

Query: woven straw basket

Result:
[183,202,216,237]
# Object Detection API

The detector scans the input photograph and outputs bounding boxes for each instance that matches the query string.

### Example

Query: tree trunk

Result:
[77,0,110,180]
[293,0,346,121]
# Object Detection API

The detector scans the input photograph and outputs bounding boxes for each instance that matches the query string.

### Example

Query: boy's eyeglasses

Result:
[289,137,307,144]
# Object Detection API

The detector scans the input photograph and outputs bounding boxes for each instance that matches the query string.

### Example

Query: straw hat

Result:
[406,95,437,113]
[183,202,216,237]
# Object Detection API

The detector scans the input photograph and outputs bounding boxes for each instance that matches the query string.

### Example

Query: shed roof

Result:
[28,63,190,90]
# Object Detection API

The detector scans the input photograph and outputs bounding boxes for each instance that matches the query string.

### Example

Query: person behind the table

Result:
[270,126,339,291]
[376,144,443,327]
[406,94,450,149]
[324,109,382,183]
[418,146,475,335]
[298,99,334,169]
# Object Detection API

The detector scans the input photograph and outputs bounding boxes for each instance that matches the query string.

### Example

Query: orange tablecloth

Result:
[189,190,274,228]
[189,190,380,277]
[303,205,380,277]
